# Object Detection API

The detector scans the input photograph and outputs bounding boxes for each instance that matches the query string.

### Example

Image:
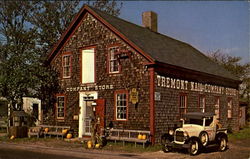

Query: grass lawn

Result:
[228,125,250,141]
[102,141,162,153]
[0,134,161,153]
[0,124,249,153]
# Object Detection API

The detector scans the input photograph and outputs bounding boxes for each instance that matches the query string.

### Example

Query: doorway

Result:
[79,92,97,138]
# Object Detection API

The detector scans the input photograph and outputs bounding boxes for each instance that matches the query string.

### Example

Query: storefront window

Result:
[227,98,232,118]
[179,94,187,118]
[214,97,220,119]
[115,90,128,120]
[57,95,65,119]
[199,95,205,113]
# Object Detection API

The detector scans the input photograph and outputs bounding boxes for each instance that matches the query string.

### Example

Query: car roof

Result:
[184,112,215,119]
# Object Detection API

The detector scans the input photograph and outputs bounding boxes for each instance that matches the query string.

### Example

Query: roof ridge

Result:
[88,5,194,47]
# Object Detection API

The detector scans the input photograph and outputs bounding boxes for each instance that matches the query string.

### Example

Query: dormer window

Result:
[108,46,120,74]
[62,53,72,78]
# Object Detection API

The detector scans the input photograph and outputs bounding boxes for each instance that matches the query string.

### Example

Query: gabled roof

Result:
[48,5,239,82]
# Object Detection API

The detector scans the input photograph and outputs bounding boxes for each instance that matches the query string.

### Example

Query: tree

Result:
[28,1,81,57]
[88,0,123,17]
[29,0,122,57]
[207,49,250,119]
[0,1,123,111]
[0,1,39,109]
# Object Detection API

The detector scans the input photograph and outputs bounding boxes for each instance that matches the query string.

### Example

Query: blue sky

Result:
[119,1,249,64]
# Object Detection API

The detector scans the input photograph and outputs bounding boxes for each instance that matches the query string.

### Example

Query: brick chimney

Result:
[142,11,158,32]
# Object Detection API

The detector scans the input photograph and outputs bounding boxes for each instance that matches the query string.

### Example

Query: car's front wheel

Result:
[199,132,209,147]
[161,135,172,153]
[188,139,200,156]
[161,138,172,153]
[218,136,227,151]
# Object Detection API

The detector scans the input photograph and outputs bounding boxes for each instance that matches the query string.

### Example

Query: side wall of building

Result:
[154,73,239,143]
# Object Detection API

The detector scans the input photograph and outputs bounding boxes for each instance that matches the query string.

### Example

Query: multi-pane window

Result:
[199,95,205,113]
[57,96,65,119]
[227,98,232,118]
[115,91,128,120]
[62,55,71,78]
[214,97,220,119]
[179,94,187,118]
[108,47,120,73]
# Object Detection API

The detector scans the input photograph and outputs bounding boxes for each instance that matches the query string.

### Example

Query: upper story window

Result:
[115,90,128,121]
[56,95,66,120]
[227,98,233,119]
[81,47,95,84]
[108,46,120,74]
[199,95,205,113]
[62,54,72,78]
[179,93,187,118]
[214,97,220,119]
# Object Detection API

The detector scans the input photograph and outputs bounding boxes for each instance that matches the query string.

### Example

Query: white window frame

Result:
[115,91,128,121]
[57,96,65,120]
[62,55,71,78]
[108,47,120,73]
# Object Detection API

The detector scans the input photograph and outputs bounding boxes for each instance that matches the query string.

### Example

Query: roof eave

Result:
[153,61,241,88]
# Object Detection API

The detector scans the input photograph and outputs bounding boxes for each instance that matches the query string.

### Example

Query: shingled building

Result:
[46,5,240,143]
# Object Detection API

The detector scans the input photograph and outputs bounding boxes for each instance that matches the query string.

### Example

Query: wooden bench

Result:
[28,126,42,138]
[0,120,7,131]
[106,129,151,148]
[40,125,70,139]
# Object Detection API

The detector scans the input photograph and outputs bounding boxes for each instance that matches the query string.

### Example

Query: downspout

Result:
[149,67,155,144]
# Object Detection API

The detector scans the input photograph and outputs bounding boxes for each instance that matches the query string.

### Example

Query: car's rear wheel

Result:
[218,136,227,151]
[188,139,200,156]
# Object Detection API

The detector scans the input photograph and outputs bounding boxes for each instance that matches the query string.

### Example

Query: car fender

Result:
[161,133,174,142]
[216,132,228,142]
[185,136,200,144]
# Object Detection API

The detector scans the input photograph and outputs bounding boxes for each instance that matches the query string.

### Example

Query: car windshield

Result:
[185,117,213,126]
[185,118,203,125]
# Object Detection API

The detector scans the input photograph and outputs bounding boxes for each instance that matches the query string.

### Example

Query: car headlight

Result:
[169,129,174,135]
[183,131,189,137]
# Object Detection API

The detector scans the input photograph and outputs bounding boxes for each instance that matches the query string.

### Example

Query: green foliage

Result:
[102,141,161,153]
[0,1,39,109]
[207,50,250,119]
[228,125,250,140]
[207,49,249,79]
[88,0,123,17]
[28,1,81,55]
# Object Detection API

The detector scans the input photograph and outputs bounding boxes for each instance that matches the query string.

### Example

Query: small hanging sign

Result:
[130,88,139,104]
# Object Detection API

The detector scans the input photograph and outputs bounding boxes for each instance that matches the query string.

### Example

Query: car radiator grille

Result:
[175,131,184,142]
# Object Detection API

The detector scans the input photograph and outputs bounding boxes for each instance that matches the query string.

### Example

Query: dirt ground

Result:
[142,139,250,159]
[0,136,249,159]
